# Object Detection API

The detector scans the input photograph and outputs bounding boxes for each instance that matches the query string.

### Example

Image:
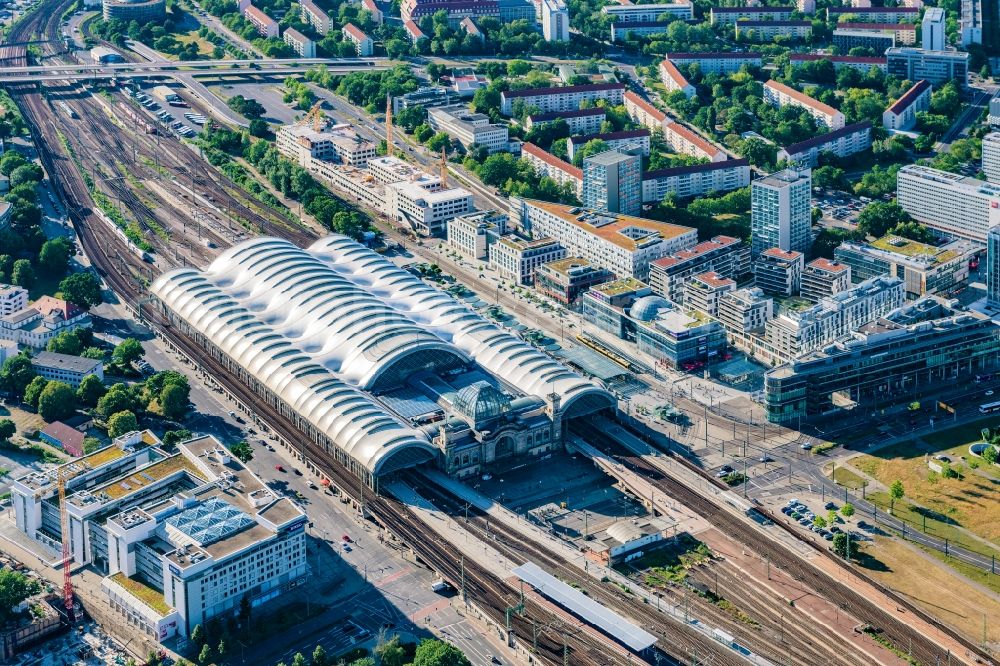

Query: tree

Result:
[229,440,253,463]
[0,353,37,398]
[376,635,407,666]
[190,624,205,647]
[812,515,827,528]
[856,202,909,238]
[311,645,327,666]
[97,383,140,418]
[162,428,192,448]
[290,653,307,666]
[248,118,270,138]
[826,509,838,526]
[477,153,519,187]
[216,639,226,658]
[8,162,42,188]
[412,639,471,666]
[107,410,139,438]
[46,329,84,355]
[38,381,76,422]
[887,221,935,244]
[10,259,34,289]
[0,568,42,624]
[0,418,15,442]
[832,532,851,559]
[23,376,49,409]
[889,479,904,512]
[983,445,998,465]
[38,237,71,275]
[58,272,102,308]
[198,643,212,666]
[83,437,102,454]
[841,502,855,517]
[112,338,144,367]
[571,138,609,167]
[76,374,107,407]
[158,382,188,419]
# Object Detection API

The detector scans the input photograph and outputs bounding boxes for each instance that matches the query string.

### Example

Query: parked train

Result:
[116,102,157,135]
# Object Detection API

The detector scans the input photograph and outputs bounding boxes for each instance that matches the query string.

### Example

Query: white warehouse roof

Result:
[152,236,613,477]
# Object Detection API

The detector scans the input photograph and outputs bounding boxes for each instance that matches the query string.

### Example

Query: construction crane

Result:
[57,469,75,621]
[385,95,393,154]
[298,101,325,132]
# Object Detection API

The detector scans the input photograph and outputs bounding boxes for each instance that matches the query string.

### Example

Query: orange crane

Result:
[298,101,325,132]
[57,469,75,621]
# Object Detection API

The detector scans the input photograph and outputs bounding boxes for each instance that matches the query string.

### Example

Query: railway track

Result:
[581,425,987,666]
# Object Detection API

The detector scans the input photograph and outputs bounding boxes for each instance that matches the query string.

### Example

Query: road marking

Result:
[372,566,412,587]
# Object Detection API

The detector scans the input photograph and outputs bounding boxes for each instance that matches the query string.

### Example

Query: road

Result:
[939,84,995,148]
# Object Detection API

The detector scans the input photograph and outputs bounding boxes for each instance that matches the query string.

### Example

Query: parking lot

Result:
[814,189,868,227]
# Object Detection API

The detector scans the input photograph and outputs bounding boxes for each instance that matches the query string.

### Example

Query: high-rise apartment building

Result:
[922,7,946,50]
[988,226,1000,307]
[983,132,1000,183]
[750,168,812,258]
[541,0,570,41]
[582,150,642,217]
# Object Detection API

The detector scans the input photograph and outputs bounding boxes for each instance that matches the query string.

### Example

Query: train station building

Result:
[151,236,615,484]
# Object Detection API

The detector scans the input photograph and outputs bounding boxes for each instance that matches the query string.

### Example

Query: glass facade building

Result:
[582,150,642,216]
[750,168,812,258]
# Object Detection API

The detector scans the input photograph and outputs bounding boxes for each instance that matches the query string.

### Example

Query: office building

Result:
[750,168,812,258]
[710,6,793,24]
[754,248,804,297]
[0,296,91,348]
[764,297,1000,423]
[0,284,27,316]
[276,122,377,168]
[535,258,614,305]
[960,0,982,46]
[983,132,1000,183]
[343,23,374,56]
[989,97,1000,127]
[489,235,566,284]
[446,210,508,260]
[766,276,904,359]
[282,28,315,57]
[764,81,845,130]
[776,122,872,167]
[300,0,332,34]
[665,52,763,73]
[526,108,606,135]
[541,0,570,41]
[834,235,974,298]
[30,351,103,388]
[886,47,969,86]
[896,164,1000,242]
[659,60,696,97]
[718,287,773,337]
[883,80,931,131]
[392,86,459,113]
[385,181,474,237]
[988,226,1000,306]
[788,53,887,72]
[520,143,583,196]
[569,130,650,161]
[518,199,697,280]
[648,235,749,304]
[582,150,642,216]
[242,4,278,37]
[641,160,751,203]
[11,432,308,641]
[498,0,536,21]
[685,272,736,317]
[735,20,812,40]
[603,3,692,21]
[102,0,165,21]
[500,83,625,116]
[827,6,918,21]
[922,7,946,50]
[583,289,726,369]
[800,258,851,302]
[427,105,509,153]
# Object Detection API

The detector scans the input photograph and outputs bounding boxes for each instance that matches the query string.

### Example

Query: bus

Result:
[979,401,1000,414]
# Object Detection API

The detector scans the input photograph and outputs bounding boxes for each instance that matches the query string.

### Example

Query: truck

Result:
[431,579,451,593]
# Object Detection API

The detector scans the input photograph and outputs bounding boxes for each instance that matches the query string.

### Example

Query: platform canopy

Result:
[512,561,656,652]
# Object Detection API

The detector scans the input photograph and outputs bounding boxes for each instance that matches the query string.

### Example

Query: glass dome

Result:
[453,381,511,427]
[630,295,671,322]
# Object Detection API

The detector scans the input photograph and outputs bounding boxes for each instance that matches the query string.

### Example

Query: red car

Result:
[342,534,351,543]
[275,464,285,472]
